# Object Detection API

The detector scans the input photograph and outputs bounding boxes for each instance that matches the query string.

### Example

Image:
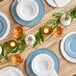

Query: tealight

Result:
[41,26,51,35]
[52,26,63,37]
[11,54,23,65]
[13,26,23,38]
[8,40,16,49]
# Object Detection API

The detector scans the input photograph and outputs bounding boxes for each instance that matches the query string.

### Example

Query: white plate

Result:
[0,67,24,76]
[16,0,39,21]
[31,54,54,76]
[0,12,10,40]
[46,0,57,7]
[46,0,71,7]
[60,32,76,63]
[50,70,58,76]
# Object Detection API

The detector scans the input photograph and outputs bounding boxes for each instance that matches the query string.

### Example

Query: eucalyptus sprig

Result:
[33,28,44,47]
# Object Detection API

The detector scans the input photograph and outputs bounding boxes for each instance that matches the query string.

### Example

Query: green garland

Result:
[0,7,76,62]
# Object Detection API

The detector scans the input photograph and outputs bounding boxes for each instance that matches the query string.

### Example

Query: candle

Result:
[13,26,23,38]
[52,26,63,37]
[8,40,17,49]
[41,26,51,35]
[11,54,23,65]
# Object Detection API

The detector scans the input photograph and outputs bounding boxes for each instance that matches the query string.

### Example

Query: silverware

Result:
[53,0,59,7]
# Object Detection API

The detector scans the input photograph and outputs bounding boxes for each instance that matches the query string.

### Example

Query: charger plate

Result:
[11,0,44,26]
[0,12,10,40]
[26,48,60,76]
[61,32,76,63]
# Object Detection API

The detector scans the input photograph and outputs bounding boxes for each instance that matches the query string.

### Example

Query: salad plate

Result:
[60,32,76,63]
[11,0,44,26]
[0,12,10,40]
[26,48,60,76]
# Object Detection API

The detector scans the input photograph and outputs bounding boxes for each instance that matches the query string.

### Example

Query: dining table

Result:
[0,0,76,76]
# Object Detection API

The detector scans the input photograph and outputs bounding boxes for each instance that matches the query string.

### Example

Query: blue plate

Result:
[65,34,76,58]
[0,16,7,37]
[26,48,60,76]
[11,0,45,26]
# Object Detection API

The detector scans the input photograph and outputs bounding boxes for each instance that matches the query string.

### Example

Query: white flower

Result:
[25,34,36,46]
[60,14,71,26]
[0,46,2,55]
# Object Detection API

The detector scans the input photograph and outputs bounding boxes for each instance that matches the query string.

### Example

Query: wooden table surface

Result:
[0,0,76,76]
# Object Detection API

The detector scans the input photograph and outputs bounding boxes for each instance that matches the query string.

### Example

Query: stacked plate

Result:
[0,67,24,76]
[0,12,10,40]
[46,0,71,7]
[26,48,60,76]
[11,0,44,26]
[61,32,76,63]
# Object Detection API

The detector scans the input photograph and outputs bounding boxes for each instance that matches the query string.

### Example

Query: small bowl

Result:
[31,54,54,76]
[16,0,39,21]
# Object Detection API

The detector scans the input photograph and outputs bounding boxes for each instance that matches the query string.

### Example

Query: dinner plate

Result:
[31,54,54,76]
[46,0,71,7]
[11,0,44,26]
[65,34,76,58]
[0,67,24,76]
[26,48,60,76]
[0,12,10,40]
[60,32,76,63]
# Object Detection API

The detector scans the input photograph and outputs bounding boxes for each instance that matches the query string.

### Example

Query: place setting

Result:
[0,67,24,76]
[11,0,45,26]
[26,48,60,76]
[0,12,10,40]
[60,32,76,63]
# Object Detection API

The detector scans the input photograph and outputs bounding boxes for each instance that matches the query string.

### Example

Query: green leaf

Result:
[9,47,18,53]
[33,41,38,48]
[39,28,44,42]
[35,32,40,44]
[0,55,2,60]
[2,43,8,60]
[51,19,60,29]
[69,8,75,13]
[71,14,74,22]
[46,20,57,25]
[53,13,63,17]
[19,41,26,53]
[17,35,26,41]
